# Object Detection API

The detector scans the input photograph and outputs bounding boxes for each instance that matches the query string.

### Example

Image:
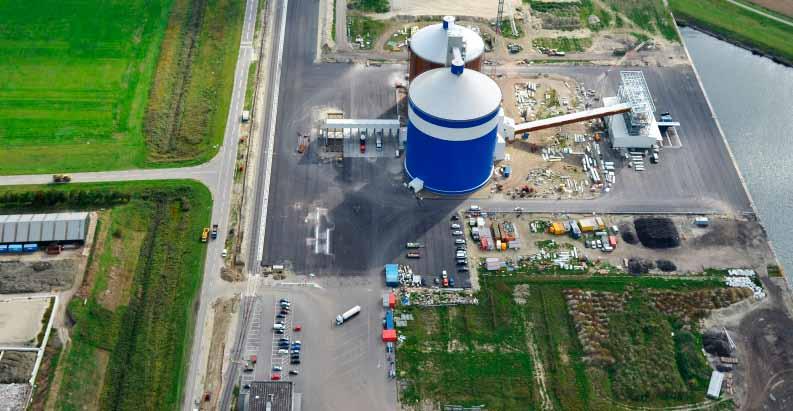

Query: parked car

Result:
[451,223,461,229]
[289,370,300,376]
[271,373,281,381]
[276,313,286,319]
[275,329,285,334]
[293,324,302,332]
[272,365,282,372]
[291,359,301,365]
[221,248,228,257]
[450,215,459,221]
[449,278,456,287]
[279,298,290,304]
[278,349,289,355]
[452,230,463,236]
[455,239,465,245]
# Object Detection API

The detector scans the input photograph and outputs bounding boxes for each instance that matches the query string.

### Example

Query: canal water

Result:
[680,27,793,282]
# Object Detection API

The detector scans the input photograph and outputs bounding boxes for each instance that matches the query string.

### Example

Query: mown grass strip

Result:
[670,0,793,65]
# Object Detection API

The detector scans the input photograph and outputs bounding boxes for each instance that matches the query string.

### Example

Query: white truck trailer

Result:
[335,305,361,326]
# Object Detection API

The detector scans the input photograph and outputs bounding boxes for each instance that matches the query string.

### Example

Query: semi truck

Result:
[335,305,361,326]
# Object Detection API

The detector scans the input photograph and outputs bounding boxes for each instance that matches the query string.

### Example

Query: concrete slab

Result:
[0,297,51,347]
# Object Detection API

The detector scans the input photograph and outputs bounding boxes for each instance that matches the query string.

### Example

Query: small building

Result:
[241,381,297,411]
[385,264,399,287]
[0,212,90,245]
[707,371,724,399]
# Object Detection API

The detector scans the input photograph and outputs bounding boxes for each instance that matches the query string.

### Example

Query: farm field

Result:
[396,275,743,410]
[0,181,211,410]
[0,0,244,174]
[669,0,793,65]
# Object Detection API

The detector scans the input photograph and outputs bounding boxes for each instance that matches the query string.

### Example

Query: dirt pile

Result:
[627,258,655,275]
[634,217,680,249]
[703,328,733,357]
[619,223,639,244]
[0,260,77,293]
[655,259,677,272]
[0,351,36,383]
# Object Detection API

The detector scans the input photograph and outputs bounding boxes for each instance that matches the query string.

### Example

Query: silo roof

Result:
[410,23,484,65]
[409,67,502,122]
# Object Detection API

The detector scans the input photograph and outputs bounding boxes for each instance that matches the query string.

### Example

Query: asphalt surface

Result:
[240,279,398,411]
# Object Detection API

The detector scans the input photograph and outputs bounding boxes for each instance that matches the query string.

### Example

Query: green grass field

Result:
[397,275,726,410]
[670,0,793,65]
[0,0,244,174]
[0,181,211,410]
[347,16,385,50]
[532,37,593,52]
[145,0,244,163]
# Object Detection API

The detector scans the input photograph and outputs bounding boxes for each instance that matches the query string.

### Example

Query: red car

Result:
[271,373,281,381]
[293,325,302,332]
[360,142,366,153]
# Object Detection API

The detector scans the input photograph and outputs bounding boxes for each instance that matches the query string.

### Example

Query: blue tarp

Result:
[385,264,399,287]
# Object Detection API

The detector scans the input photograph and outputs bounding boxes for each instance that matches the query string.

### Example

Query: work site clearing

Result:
[387,208,788,410]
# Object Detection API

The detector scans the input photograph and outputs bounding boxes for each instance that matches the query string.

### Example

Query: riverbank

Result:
[669,0,793,67]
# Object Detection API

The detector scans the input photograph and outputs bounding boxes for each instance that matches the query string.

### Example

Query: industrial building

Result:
[404,60,503,195]
[605,71,663,149]
[0,212,90,245]
[408,16,484,81]
[240,381,298,411]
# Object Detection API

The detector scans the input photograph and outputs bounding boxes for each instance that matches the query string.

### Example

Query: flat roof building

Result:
[0,212,89,244]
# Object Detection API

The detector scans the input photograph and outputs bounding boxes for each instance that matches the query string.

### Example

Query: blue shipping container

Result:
[0,245,7,253]
[385,264,399,287]
[8,244,23,253]
[23,243,38,252]
[385,310,394,330]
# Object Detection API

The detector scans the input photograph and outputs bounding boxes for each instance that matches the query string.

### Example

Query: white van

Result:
[273,323,285,330]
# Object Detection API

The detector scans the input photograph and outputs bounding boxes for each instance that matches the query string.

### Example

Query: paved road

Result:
[176,0,259,407]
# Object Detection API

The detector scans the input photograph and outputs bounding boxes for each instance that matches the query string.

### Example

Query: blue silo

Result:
[405,61,502,195]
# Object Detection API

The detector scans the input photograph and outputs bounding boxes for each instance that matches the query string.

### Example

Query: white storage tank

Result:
[408,16,484,81]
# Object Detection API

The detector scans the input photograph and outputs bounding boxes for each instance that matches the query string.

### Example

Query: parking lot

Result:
[243,279,397,411]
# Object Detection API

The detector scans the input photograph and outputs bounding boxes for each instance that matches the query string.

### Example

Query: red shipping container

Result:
[382,329,397,342]
[388,292,396,309]
[608,235,618,247]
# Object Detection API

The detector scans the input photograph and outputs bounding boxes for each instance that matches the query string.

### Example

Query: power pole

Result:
[496,0,504,34]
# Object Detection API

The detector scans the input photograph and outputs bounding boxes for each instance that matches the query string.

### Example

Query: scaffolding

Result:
[618,71,655,136]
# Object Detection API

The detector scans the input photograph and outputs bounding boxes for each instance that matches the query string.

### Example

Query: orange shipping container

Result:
[382,329,397,342]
